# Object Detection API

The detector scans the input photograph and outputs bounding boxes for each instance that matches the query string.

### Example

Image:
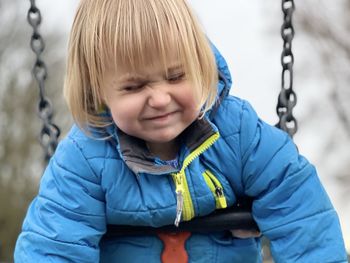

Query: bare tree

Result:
[297,0,350,132]
[263,0,349,257]
[293,0,350,198]
[0,0,70,260]
[291,1,350,254]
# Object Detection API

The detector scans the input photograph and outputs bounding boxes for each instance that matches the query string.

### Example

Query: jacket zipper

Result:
[202,170,227,209]
[171,132,220,227]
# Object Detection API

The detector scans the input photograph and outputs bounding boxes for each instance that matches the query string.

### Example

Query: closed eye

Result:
[122,83,145,92]
[167,72,186,83]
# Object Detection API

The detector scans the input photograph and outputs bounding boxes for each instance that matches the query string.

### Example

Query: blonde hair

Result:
[64,0,218,133]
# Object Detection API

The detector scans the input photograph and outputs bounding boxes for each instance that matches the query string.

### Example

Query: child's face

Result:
[103,62,200,149]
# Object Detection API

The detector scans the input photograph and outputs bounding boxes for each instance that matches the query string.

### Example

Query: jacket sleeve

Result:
[239,101,347,262]
[14,136,106,262]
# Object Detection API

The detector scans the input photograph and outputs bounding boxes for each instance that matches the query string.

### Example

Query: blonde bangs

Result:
[64,0,218,134]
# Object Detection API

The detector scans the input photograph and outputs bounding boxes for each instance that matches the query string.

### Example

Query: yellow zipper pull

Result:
[215,186,227,209]
[203,170,228,209]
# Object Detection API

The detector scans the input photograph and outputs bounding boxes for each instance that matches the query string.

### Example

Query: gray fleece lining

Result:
[117,118,216,175]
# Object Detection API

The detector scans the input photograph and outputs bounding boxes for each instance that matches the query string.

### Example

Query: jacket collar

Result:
[111,116,218,175]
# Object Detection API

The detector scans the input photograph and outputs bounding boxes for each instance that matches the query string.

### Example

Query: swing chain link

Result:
[27,0,60,162]
[276,0,298,137]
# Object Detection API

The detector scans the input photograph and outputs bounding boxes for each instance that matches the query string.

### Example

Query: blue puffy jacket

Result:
[15,46,347,262]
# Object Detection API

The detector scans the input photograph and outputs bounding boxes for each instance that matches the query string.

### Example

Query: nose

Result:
[147,85,171,109]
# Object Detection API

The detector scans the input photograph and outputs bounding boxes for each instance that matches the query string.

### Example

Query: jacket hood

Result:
[208,42,232,119]
[211,43,232,99]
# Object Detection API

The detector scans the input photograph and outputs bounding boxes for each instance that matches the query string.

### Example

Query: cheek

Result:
[110,109,138,136]
[178,87,200,112]
[108,96,143,131]
[176,94,200,124]
[110,109,127,127]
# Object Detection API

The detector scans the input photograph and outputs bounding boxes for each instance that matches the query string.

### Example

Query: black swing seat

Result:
[104,205,258,238]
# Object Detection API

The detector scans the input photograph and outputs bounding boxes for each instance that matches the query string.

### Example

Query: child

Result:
[15,0,347,262]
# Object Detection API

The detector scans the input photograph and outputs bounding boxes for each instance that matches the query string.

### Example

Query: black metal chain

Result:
[27,0,60,162]
[276,0,298,137]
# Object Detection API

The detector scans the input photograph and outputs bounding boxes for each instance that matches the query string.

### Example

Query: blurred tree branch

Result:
[0,0,71,261]
[296,0,350,136]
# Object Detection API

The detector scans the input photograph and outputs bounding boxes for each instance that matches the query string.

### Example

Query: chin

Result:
[147,132,179,144]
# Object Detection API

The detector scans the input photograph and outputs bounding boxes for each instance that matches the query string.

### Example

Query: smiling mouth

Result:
[144,111,177,121]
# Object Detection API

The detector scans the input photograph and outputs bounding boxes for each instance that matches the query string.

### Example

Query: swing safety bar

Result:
[104,206,258,238]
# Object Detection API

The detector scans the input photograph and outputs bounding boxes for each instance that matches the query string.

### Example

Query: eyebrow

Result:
[117,64,184,84]
[118,74,145,84]
[167,64,183,73]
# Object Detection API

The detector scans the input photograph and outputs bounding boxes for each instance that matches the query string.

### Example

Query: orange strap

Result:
[157,232,191,263]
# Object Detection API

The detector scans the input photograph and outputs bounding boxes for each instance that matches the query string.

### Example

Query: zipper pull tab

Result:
[174,190,184,227]
[215,187,227,209]
[215,187,223,197]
